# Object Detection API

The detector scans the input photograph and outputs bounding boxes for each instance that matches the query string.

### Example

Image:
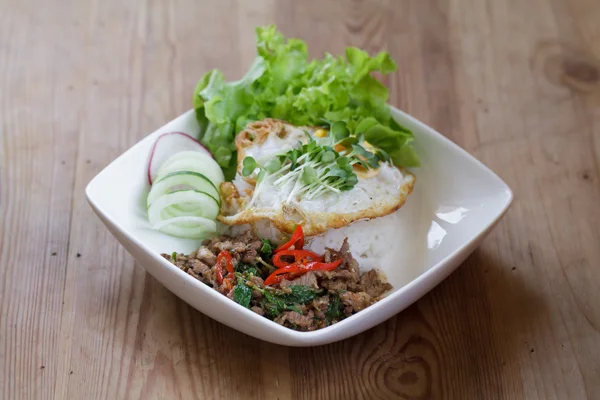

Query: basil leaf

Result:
[233,282,252,308]
[260,238,273,259]
[325,294,344,323]
[281,285,318,304]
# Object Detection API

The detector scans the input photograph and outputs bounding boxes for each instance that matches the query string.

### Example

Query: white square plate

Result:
[86,106,513,346]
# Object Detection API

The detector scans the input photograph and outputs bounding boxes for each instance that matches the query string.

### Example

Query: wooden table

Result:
[2,0,599,398]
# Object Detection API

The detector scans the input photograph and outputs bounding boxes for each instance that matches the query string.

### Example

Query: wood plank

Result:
[51,0,287,399]
[447,0,600,398]
[0,0,599,398]
[0,1,91,398]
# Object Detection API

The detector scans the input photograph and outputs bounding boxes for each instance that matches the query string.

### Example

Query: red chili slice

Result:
[305,258,342,272]
[274,225,305,253]
[264,263,306,286]
[216,267,225,286]
[264,259,343,286]
[215,250,234,285]
[273,249,322,268]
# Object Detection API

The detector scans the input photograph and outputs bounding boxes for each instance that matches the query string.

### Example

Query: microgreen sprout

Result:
[241,124,384,203]
[242,157,257,176]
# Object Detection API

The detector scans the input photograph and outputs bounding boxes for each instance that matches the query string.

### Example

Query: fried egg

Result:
[218,119,415,236]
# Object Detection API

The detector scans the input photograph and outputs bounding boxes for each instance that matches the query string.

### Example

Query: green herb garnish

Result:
[242,157,257,176]
[233,278,252,308]
[259,238,273,259]
[241,132,382,202]
[325,294,344,323]
[260,290,287,318]
[235,263,257,274]
[280,285,318,304]
[254,285,319,318]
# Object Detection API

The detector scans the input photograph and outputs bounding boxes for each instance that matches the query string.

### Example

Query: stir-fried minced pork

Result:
[162,232,392,331]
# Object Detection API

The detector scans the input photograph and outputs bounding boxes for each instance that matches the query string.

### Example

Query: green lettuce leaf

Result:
[193,57,266,171]
[193,25,419,179]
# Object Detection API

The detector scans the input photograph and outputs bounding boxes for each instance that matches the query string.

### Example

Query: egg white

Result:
[219,119,415,236]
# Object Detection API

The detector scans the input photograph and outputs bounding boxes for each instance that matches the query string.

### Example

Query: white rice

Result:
[220,193,428,291]
[307,210,405,272]
[222,166,414,274]
[222,207,405,271]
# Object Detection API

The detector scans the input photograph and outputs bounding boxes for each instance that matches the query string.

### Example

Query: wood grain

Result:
[1,0,599,399]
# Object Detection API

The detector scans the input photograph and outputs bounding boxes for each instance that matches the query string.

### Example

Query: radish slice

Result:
[147,132,212,184]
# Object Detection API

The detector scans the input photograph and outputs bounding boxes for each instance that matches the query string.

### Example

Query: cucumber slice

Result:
[152,216,217,239]
[147,132,212,184]
[148,190,220,226]
[161,203,208,219]
[156,151,224,188]
[168,203,204,213]
[147,171,220,207]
